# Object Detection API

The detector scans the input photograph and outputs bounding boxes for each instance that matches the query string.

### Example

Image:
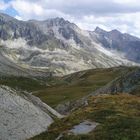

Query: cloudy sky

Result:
[0,0,140,37]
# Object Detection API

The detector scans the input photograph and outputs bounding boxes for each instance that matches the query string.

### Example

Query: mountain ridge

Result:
[0,13,140,76]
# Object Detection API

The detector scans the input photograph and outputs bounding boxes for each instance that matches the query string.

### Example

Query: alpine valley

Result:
[0,13,140,140]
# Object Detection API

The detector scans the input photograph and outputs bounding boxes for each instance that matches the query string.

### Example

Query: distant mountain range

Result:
[0,13,140,76]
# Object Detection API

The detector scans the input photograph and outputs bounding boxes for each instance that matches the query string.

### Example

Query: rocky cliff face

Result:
[0,85,62,140]
[0,13,139,76]
[94,27,140,63]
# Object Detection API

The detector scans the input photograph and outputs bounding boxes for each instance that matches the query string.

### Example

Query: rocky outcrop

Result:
[0,86,62,140]
[55,97,89,115]
[93,68,140,95]
[0,47,52,77]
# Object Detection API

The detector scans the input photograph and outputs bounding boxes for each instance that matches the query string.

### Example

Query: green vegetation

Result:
[0,67,138,108]
[0,76,47,91]
[33,67,135,107]
[130,85,140,96]
[0,67,139,140]
[30,94,140,140]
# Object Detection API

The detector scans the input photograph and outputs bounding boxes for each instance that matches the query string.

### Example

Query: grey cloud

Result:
[20,0,140,16]
[36,0,140,16]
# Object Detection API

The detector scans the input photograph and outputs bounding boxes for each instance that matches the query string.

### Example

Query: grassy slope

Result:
[30,94,140,140]
[0,76,47,91]
[0,67,139,140]
[33,67,135,107]
[0,67,138,108]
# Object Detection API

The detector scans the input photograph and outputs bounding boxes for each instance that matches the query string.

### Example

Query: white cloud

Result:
[11,0,71,20]
[11,0,140,18]
[0,0,10,10]
[11,0,44,19]
[75,12,140,37]
[15,15,22,20]
[114,0,139,4]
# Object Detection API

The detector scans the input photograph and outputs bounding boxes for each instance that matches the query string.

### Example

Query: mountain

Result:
[94,27,140,63]
[0,13,139,76]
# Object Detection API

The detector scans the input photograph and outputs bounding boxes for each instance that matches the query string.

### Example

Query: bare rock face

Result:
[0,86,61,140]
[94,27,140,63]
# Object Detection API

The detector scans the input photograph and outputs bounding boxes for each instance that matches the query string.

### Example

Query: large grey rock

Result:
[0,86,62,140]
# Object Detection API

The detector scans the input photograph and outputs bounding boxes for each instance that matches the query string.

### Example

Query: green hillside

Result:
[0,66,140,140]
[33,67,138,107]
[30,94,140,140]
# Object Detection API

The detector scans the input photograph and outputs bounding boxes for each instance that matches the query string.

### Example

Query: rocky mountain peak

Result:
[109,29,122,37]
[0,13,17,22]
[43,17,70,27]
[110,29,121,33]
[94,26,107,34]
